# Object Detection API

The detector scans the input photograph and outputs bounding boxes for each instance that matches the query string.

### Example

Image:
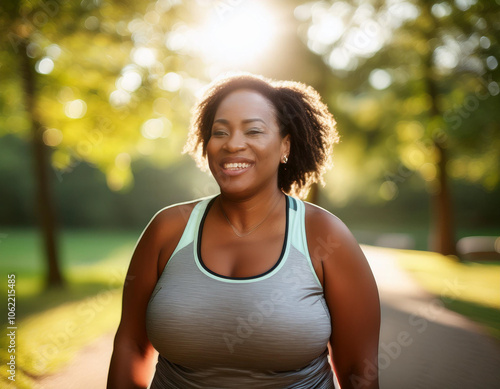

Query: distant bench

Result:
[456,236,500,261]
[374,233,415,250]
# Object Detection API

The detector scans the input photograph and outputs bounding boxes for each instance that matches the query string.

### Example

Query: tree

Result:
[297,0,500,254]
[0,0,204,287]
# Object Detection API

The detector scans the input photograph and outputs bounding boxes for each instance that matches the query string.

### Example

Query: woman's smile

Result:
[219,157,255,176]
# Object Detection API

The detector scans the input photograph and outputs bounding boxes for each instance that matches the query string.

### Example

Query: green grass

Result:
[394,249,500,341]
[0,229,139,388]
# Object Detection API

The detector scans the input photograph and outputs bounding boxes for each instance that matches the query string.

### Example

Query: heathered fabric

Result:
[146,195,334,388]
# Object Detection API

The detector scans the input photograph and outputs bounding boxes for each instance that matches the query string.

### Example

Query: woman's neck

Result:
[218,188,285,234]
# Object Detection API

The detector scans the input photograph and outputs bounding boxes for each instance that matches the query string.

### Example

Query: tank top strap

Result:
[169,195,217,260]
[287,196,308,257]
[287,196,322,288]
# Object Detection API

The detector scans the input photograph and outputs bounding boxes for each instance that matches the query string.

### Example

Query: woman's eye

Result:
[246,128,263,135]
[212,129,227,136]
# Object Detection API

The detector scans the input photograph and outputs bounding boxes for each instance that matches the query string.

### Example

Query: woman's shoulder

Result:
[142,196,213,242]
[303,201,361,265]
[303,201,350,236]
[150,196,214,230]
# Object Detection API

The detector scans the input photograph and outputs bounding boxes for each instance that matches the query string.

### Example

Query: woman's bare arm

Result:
[107,203,195,388]
[306,204,381,389]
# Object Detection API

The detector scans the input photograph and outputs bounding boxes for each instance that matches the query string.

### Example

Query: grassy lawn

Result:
[394,249,500,341]
[0,229,139,388]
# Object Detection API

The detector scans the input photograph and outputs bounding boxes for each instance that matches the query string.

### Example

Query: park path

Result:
[364,245,500,389]
[35,245,500,389]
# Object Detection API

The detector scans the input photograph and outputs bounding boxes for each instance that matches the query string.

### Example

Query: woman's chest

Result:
[201,230,286,278]
[146,245,331,372]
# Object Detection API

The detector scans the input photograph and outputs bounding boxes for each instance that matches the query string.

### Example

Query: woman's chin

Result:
[213,171,251,194]
[217,183,251,198]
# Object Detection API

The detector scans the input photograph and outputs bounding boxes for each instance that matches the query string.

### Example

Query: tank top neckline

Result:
[195,194,290,282]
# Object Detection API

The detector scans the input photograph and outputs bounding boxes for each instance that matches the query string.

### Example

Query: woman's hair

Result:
[183,73,339,198]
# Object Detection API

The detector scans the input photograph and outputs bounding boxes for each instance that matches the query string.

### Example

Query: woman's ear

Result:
[281,134,291,157]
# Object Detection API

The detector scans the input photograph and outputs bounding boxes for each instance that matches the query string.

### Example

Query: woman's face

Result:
[206,88,290,197]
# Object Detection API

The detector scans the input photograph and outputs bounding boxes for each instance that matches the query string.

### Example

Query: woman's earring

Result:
[282,155,288,164]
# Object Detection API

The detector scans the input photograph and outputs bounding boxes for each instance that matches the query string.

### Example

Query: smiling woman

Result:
[185,73,338,197]
[108,73,381,389]
[205,89,288,198]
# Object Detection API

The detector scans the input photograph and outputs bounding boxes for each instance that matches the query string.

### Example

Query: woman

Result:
[107,73,380,389]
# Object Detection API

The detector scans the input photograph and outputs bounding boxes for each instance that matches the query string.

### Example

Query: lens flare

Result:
[193,2,277,71]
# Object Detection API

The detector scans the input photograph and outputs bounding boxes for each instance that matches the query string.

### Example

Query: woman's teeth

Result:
[224,163,251,170]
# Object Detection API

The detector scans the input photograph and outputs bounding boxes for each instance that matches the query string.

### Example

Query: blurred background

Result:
[1,0,499,388]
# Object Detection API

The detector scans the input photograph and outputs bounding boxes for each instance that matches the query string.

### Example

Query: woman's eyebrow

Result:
[213,118,266,125]
[213,118,229,125]
[242,118,266,125]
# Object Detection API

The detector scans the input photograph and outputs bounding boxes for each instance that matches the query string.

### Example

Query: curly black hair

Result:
[183,73,339,198]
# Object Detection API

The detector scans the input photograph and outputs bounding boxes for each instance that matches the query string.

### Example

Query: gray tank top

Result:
[146,195,334,388]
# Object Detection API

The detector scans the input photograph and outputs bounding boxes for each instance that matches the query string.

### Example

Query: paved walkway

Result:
[35,245,500,388]
[35,332,114,389]
[364,245,500,389]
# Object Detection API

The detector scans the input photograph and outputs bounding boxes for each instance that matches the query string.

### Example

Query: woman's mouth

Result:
[223,162,252,170]
[219,161,254,176]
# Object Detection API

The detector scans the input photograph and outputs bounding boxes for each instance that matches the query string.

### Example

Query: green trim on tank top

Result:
[166,195,218,261]
[164,193,323,288]
[193,195,292,284]
[294,198,323,289]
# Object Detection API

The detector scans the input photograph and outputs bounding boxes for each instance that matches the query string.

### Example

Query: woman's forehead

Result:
[214,88,276,123]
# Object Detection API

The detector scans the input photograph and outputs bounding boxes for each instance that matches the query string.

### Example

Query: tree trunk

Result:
[425,92,456,256]
[422,10,456,255]
[431,142,456,255]
[18,41,64,288]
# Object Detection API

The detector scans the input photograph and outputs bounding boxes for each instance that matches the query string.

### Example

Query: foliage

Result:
[2,0,499,203]
[297,0,500,205]
[0,0,206,192]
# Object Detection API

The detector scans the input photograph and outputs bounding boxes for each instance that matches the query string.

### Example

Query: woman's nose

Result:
[223,131,246,152]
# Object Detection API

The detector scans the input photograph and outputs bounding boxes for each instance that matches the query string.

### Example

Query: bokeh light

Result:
[369,69,392,90]
[115,152,131,170]
[119,70,143,92]
[161,72,183,92]
[64,99,87,119]
[132,47,156,67]
[42,128,63,147]
[299,1,419,72]
[46,44,62,59]
[35,57,54,75]
[141,117,171,140]
[486,56,498,70]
